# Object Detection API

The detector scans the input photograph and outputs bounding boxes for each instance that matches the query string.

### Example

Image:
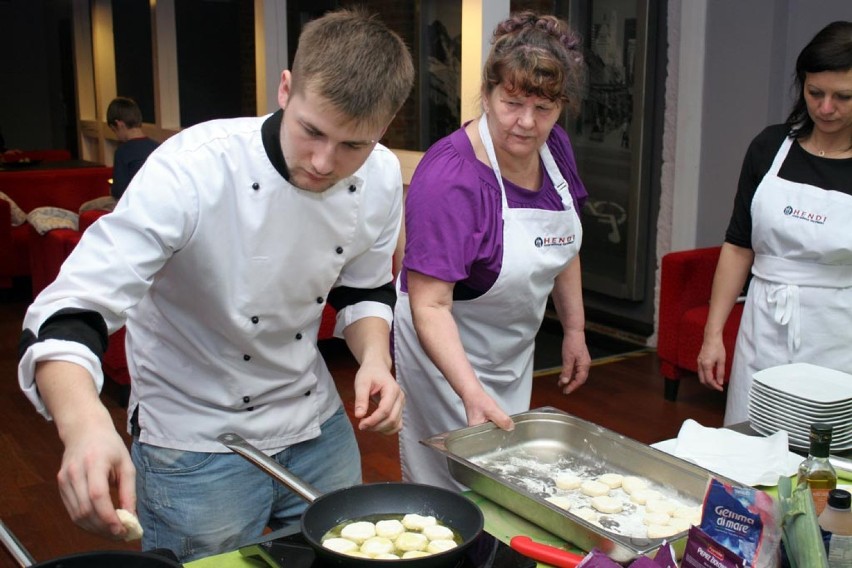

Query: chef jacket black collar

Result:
[261,109,290,181]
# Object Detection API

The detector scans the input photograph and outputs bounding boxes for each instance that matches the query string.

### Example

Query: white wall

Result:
[651,0,849,343]
[668,0,851,252]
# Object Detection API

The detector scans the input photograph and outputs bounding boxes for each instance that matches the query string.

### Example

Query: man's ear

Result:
[277,70,293,109]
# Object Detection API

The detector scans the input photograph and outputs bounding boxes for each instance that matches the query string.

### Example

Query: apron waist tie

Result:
[766,283,801,353]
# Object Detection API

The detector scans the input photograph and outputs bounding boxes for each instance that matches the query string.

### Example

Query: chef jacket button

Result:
[335,246,344,254]
[243,354,251,361]
[251,316,259,324]
[295,333,303,340]
[304,390,311,397]
[243,396,250,403]
[348,185,356,193]
[316,297,323,304]
[252,182,260,190]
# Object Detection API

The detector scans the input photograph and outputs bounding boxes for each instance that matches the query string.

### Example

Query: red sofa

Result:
[657,246,744,401]
[0,166,112,289]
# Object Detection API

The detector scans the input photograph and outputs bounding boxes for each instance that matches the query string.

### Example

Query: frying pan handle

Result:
[217,432,322,503]
[0,519,35,567]
[509,536,585,568]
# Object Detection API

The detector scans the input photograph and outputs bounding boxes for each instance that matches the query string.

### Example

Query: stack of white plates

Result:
[748,362,852,452]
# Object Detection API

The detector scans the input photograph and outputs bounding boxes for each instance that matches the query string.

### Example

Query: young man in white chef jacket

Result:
[17,8,414,563]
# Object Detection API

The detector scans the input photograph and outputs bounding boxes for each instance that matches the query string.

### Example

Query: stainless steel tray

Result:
[423,407,735,563]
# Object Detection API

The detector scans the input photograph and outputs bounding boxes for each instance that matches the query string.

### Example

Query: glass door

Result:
[566,0,655,300]
[513,0,659,301]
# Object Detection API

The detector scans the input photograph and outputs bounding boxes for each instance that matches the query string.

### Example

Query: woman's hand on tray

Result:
[461,385,514,431]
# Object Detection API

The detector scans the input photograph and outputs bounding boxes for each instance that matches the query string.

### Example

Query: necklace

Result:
[809,136,852,157]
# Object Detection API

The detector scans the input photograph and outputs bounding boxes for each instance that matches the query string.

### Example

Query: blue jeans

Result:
[130,406,361,562]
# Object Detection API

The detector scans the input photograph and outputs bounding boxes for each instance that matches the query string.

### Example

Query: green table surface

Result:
[185,470,852,566]
[186,492,570,567]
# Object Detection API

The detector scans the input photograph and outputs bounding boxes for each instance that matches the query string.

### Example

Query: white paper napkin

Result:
[651,419,802,486]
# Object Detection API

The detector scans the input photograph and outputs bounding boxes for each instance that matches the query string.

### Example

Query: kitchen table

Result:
[186,423,852,566]
[186,491,574,567]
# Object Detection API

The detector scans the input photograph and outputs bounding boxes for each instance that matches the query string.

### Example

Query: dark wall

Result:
[0,0,75,155]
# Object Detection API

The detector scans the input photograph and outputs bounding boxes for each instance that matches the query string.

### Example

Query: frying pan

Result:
[0,519,182,568]
[218,432,484,568]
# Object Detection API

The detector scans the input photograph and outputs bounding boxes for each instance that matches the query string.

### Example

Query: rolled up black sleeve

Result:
[18,308,109,362]
[328,282,396,312]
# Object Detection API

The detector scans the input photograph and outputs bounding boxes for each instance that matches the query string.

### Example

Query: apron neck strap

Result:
[768,136,795,176]
[478,116,510,210]
[477,115,574,210]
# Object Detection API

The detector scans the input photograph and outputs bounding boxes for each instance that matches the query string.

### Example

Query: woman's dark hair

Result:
[787,21,852,138]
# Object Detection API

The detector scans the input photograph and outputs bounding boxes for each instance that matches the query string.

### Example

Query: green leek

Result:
[777,476,829,568]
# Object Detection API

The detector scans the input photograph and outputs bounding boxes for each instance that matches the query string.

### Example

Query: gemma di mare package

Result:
[697,478,780,567]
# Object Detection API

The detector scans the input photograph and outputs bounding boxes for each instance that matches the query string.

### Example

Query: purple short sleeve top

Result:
[400,124,587,294]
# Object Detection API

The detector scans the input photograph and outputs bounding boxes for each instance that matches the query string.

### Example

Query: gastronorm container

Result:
[423,407,738,563]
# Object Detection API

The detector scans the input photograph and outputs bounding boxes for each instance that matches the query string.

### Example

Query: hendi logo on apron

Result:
[534,235,576,247]
[782,205,827,224]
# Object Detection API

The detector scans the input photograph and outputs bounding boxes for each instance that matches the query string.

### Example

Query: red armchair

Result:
[657,246,744,401]
[0,166,112,290]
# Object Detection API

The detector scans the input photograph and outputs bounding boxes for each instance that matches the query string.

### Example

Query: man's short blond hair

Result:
[291,8,414,130]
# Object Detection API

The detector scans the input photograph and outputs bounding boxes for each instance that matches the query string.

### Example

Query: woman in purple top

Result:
[394,11,591,490]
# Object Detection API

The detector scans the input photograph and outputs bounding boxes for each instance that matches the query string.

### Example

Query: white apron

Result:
[725,137,852,425]
[394,117,582,489]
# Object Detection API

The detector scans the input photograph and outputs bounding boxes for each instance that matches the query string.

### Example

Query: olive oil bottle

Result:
[797,423,837,516]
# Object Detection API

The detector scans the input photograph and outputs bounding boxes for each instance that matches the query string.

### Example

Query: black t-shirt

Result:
[111,137,160,200]
[724,124,852,248]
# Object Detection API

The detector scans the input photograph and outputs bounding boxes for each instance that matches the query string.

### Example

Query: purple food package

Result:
[576,549,620,567]
[682,525,747,568]
[648,542,678,568]
[576,544,677,568]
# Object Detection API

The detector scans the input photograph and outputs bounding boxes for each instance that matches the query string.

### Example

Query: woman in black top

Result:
[697,21,852,425]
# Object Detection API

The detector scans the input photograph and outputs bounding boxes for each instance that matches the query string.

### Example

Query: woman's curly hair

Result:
[483,11,587,117]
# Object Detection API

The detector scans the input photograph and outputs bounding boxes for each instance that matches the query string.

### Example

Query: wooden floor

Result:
[0,284,726,566]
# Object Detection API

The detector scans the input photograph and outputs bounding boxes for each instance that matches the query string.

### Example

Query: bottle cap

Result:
[811,423,833,437]
[828,489,851,510]
[809,423,833,457]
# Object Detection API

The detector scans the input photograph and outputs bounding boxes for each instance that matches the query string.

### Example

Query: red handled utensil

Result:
[509,535,585,568]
